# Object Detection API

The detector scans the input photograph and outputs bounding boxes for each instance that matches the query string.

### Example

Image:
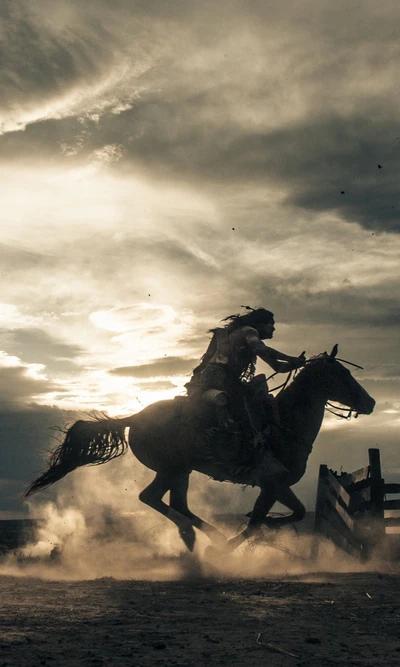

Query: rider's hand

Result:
[290,354,306,370]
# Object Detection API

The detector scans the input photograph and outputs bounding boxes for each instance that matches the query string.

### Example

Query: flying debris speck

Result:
[232,227,235,230]
[378,164,382,169]
[341,191,345,194]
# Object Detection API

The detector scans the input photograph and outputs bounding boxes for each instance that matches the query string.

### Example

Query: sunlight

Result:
[90,302,197,366]
[0,163,216,255]
[33,365,187,415]
[89,302,180,334]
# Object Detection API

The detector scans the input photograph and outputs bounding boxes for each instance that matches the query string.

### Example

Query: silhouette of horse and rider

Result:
[25,307,375,552]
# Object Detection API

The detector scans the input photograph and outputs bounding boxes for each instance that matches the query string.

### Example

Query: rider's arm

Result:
[243,328,304,372]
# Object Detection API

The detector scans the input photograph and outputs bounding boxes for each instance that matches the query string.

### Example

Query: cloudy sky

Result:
[1,0,399,518]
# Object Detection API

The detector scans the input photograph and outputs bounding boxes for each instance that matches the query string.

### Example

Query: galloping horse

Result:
[25,346,375,552]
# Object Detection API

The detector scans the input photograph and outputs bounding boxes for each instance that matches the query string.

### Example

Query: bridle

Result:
[268,354,364,420]
[323,355,364,419]
[325,403,357,420]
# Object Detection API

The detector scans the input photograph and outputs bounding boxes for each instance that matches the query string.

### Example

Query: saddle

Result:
[186,368,290,481]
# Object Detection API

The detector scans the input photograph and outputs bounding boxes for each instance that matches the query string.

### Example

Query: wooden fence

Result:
[313,448,400,560]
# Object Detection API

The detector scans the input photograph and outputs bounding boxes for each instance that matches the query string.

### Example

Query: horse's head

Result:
[306,345,375,415]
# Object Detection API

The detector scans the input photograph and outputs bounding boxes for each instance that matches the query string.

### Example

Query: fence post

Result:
[311,464,328,560]
[365,448,385,557]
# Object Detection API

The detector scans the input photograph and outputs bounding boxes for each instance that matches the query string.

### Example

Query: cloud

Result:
[365,364,400,381]
[0,303,45,330]
[0,243,54,271]
[0,328,83,372]
[135,380,177,392]
[110,105,399,233]
[0,0,195,136]
[242,114,400,233]
[2,0,400,242]
[0,402,78,513]
[253,279,400,329]
[0,359,58,407]
[0,0,139,133]
[110,356,197,379]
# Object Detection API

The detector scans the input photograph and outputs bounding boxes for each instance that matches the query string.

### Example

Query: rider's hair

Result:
[220,307,274,331]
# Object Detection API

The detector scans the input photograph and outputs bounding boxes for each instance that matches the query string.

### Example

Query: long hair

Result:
[190,307,274,379]
[219,307,274,331]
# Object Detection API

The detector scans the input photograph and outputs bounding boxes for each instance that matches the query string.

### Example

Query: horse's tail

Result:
[24,416,131,497]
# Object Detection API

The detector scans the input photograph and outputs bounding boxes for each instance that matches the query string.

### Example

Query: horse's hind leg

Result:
[139,471,196,551]
[169,473,228,550]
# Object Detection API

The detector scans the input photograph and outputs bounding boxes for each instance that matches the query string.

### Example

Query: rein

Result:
[335,357,363,370]
[269,354,364,419]
[266,370,293,394]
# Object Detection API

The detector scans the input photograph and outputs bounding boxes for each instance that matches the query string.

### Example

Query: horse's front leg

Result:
[226,485,306,551]
[226,484,278,551]
[262,486,306,528]
[246,486,306,528]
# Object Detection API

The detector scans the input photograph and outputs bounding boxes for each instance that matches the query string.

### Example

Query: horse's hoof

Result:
[179,527,196,552]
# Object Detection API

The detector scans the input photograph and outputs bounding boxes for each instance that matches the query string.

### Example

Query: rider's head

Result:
[222,308,275,338]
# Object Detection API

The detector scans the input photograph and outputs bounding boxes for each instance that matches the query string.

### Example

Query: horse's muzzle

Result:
[357,392,375,415]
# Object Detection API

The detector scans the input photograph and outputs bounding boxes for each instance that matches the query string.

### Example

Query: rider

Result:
[186,307,306,478]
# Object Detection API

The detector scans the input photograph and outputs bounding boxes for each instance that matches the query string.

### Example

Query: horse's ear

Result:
[330,344,338,358]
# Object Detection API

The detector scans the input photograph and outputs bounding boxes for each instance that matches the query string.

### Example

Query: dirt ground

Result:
[0,568,400,667]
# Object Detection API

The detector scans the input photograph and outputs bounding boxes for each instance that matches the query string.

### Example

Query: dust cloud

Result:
[1,452,397,581]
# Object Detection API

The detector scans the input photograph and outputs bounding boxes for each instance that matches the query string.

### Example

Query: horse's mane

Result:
[277,354,331,401]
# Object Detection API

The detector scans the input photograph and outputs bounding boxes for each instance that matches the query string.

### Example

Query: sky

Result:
[1,0,399,521]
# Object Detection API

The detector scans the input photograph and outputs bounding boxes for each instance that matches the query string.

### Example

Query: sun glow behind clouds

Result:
[89,302,183,334]
[34,367,186,416]
[26,303,197,414]
[0,159,216,414]
[89,303,197,363]
[0,351,47,382]
[0,303,46,329]
[0,163,215,252]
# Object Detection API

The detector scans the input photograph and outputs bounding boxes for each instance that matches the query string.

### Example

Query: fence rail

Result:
[313,448,400,560]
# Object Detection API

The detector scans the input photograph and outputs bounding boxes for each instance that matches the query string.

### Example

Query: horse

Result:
[24,346,375,552]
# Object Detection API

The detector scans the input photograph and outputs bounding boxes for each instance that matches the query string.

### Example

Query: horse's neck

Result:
[277,372,327,452]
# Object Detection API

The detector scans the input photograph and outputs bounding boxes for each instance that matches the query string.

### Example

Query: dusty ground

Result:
[0,568,400,667]
[1,515,400,666]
